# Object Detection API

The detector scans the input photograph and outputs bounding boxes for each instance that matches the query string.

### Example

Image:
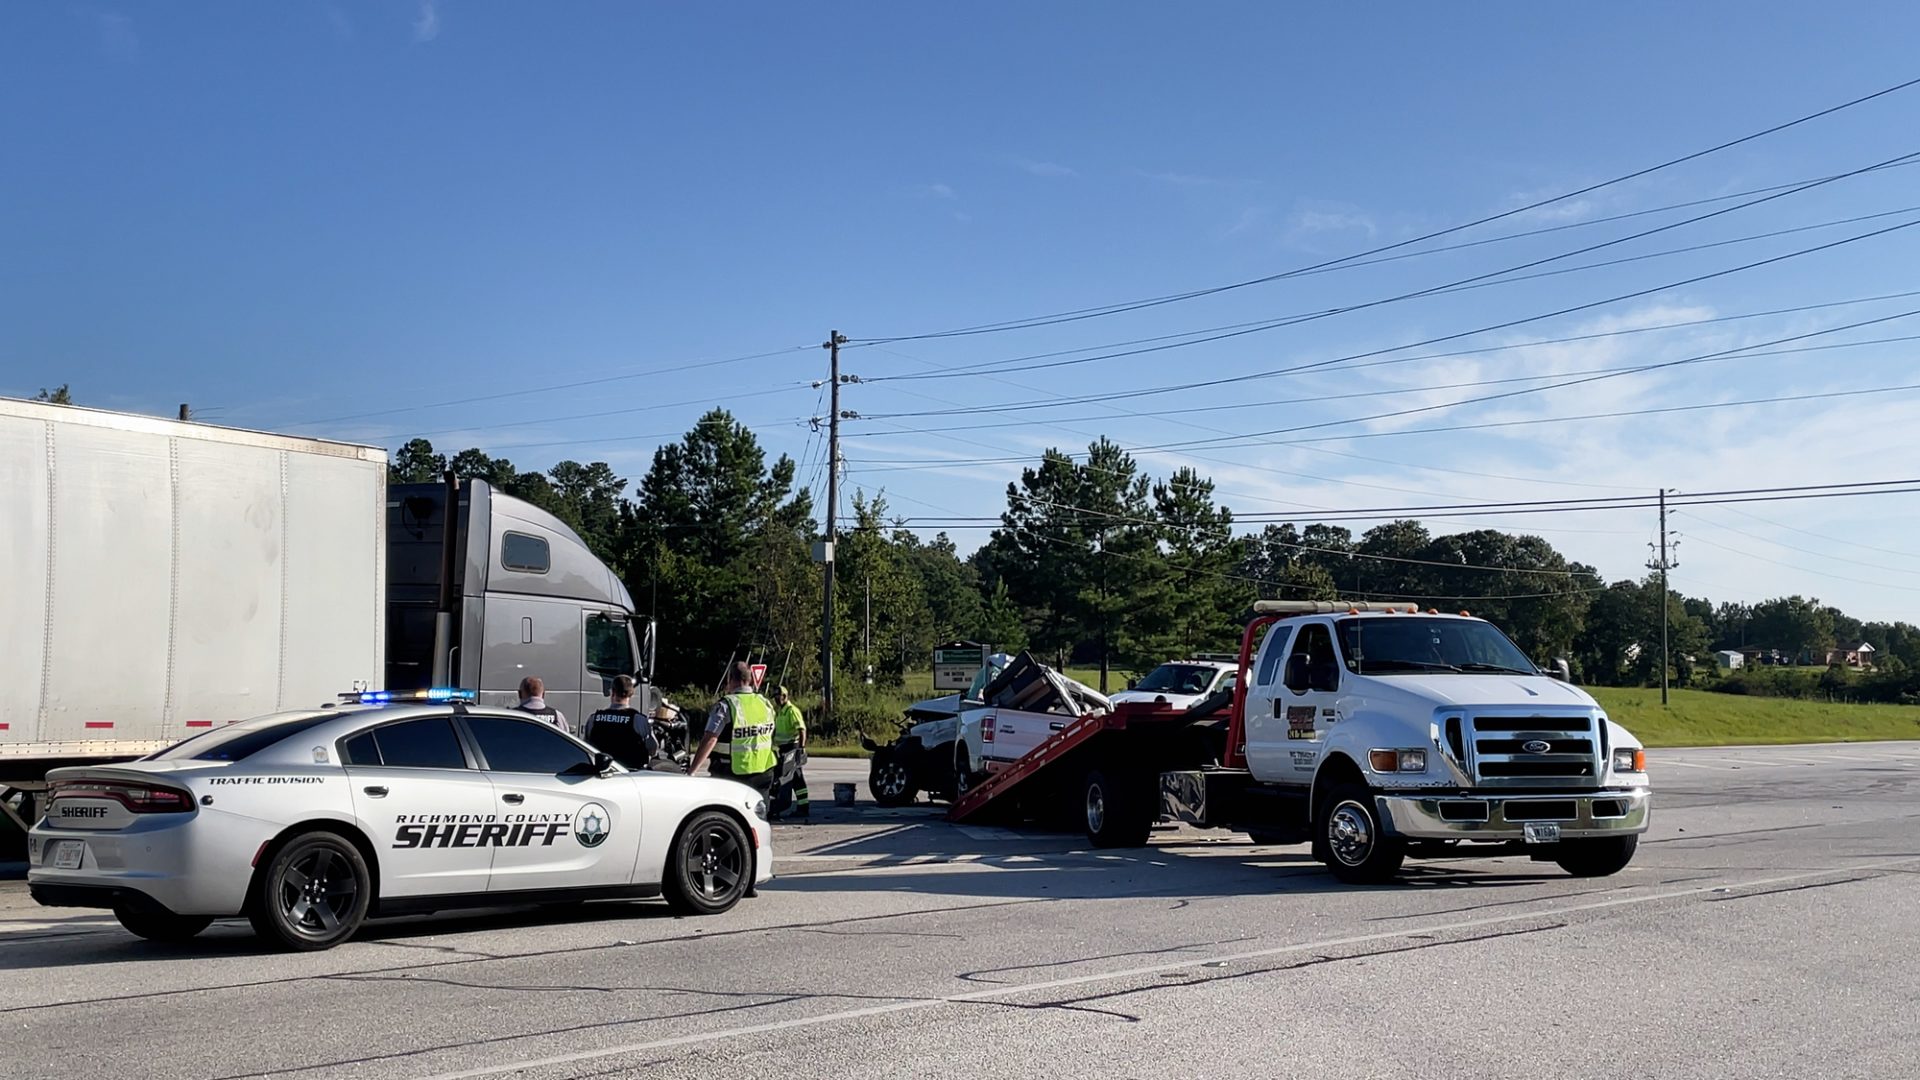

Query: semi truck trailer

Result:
[0,398,652,832]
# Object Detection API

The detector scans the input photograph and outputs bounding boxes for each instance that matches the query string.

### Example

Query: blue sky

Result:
[5,2,1920,620]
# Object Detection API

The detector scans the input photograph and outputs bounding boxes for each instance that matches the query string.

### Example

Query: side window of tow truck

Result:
[1255,625,1294,688]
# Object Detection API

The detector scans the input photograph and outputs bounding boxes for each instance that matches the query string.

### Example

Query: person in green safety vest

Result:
[770,685,810,820]
[686,661,778,796]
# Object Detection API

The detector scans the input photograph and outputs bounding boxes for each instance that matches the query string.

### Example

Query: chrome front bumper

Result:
[1376,789,1650,841]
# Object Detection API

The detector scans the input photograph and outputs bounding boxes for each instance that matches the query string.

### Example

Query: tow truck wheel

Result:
[1554,835,1638,878]
[114,908,214,942]
[1318,782,1405,884]
[869,747,918,807]
[1083,766,1154,848]
[248,831,372,952]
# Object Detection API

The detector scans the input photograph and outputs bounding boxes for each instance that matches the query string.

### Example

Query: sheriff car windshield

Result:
[1133,663,1221,694]
[1336,617,1538,676]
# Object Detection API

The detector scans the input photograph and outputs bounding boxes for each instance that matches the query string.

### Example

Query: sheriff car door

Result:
[460,714,644,893]
[341,714,498,898]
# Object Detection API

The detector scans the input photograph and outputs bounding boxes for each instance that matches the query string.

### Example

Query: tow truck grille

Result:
[1465,714,1601,787]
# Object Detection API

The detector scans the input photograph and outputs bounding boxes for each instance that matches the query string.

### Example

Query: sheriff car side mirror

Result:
[593,751,616,774]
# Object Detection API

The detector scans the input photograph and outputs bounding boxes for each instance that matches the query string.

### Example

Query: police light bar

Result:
[337,688,477,704]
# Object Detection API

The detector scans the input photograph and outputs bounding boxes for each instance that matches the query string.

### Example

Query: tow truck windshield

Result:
[1336,617,1538,676]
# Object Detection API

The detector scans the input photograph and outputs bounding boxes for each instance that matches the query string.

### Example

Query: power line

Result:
[859,213,1920,421]
[1675,507,1920,579]
[853,75,1920,344]
[391,383,811,440]
[852,332,1920,435]
[868,185,1920,385]
[893,479,1920,527]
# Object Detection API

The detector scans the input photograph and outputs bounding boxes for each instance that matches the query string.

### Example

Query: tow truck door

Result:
[1247,621,1338,781]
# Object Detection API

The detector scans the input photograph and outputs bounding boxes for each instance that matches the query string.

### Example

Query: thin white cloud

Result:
[412,0,441,43]
[1134,169,1260,189]
[1015,158,1077,178]
[1287,206,1377,240]
[92,12,139,59]
[920,183,957,200]
[1224,206,1272,237]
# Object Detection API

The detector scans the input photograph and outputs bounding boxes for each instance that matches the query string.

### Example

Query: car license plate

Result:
[51,840,85,870]
[1523,822,1561,845]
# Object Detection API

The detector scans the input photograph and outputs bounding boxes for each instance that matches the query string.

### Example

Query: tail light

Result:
[49,779,194,813]
[982,723,995,743]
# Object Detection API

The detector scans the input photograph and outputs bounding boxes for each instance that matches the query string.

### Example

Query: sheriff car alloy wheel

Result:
[664,810,752,916]
[249,832,372,952]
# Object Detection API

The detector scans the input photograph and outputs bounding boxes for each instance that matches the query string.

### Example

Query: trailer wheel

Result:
[1082,766,1154,848]
[1318,782,1404,884]
[1553,835,1638,878]
[868,747,918,807]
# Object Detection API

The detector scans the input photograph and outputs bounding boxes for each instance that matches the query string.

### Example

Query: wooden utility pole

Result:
[820,330,847,718]
[1647,488,1680,705]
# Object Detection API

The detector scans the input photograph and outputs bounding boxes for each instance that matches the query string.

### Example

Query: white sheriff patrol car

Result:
[27,690,772,950]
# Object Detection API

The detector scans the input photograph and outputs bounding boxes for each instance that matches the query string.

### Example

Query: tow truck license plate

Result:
[1523,822,1561,845]
[51,841,85,870]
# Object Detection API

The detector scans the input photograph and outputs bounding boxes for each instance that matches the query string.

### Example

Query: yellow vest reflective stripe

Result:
[726,693,777,775]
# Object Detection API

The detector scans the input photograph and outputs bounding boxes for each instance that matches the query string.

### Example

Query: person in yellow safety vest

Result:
[686,661,778,796]
[770,685,809,820]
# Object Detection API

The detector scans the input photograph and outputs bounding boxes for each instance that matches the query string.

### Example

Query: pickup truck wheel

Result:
[952,746,987,801]
[1083,766,1154,848]
[1554,835,1638,878]
[247,831,372,951]
[114,908,214,942]
[1319,783,1405,884]
[868,747,918,807]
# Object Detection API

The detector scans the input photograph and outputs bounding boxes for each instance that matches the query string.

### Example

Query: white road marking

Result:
[415,857,1920,1080]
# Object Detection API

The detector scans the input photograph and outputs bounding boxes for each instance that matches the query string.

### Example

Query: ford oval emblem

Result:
[1522,739,1552,754]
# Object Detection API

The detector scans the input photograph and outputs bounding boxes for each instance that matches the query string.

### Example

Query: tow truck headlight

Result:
[1368,749,1427,773]
[1612,748,1646,773]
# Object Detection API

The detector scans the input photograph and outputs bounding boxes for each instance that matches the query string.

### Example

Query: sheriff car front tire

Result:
[248,831,373,952]
[663,811,753,916]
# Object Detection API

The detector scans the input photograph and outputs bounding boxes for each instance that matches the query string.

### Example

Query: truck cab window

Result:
[585,614,636,676]
[1285,624,1338,693]
[1256,626,1293,686]
[501,532,550,574]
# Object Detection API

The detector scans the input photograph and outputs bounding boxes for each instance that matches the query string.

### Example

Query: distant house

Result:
[1714,649,1745,670]
[1738,646,1790,666]
[1823,641,1877,669]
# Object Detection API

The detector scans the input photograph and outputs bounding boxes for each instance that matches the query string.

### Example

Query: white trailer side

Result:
[0,399,387,775]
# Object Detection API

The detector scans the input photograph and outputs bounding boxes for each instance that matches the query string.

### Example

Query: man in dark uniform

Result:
[516,676,570,735]
[581,675,659,769]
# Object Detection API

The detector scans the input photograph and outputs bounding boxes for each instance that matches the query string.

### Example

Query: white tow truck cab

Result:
[948,601,1651,883]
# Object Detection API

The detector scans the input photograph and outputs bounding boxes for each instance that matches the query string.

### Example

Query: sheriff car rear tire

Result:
[114,907,214,943]
[1554,834,1638,878]
[663,811,753,916]
[248,831,372,952]
[868,746,919,807]
[1083,766,1154,848]
[1318,782,1405,884]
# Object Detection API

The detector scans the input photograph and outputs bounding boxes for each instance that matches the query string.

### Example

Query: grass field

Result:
[810,674,1920,755]
[1587,686,1920,747]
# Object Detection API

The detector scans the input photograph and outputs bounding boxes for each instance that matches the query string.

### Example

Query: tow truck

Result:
[948,601,1651,882]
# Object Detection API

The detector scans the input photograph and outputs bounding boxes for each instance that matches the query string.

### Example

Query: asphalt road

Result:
[3,741,1916,1080]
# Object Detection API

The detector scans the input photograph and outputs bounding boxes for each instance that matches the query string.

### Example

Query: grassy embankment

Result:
[801,675,1920,756]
